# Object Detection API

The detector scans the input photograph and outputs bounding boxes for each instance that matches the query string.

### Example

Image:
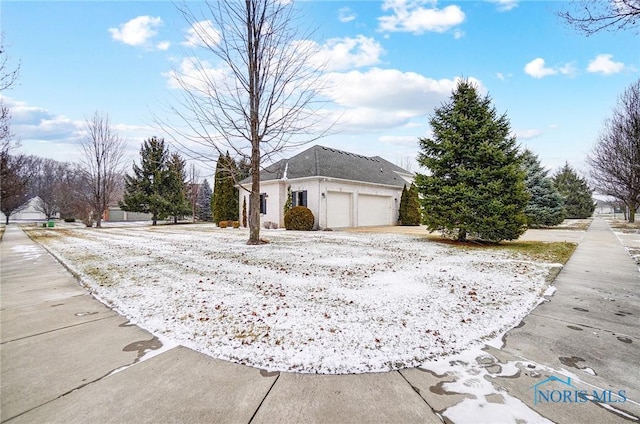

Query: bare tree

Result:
[28,157,77,220]
[160,0,329,244]
[558,0,640,35]
[78,112,126,227]
[0,154,34,224]
[588,79,640,223]
[1,32,20,154]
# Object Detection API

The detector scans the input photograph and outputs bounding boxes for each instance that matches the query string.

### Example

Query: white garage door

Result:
[327,191,352,228]
[357,194,392,227]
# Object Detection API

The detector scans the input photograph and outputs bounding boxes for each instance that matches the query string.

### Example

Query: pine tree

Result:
[212,152,239,224]
[415,80,528,242]
[398,185,408,224]
[165,152,191,224]
[405,184,421,225]
[552,163,595,219]
[284,186,293,215]
[522,149,565,227]
[197,179,213,221]
[120,136,171,226]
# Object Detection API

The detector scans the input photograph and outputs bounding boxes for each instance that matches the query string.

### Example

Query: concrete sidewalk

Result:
[1,219,639,423]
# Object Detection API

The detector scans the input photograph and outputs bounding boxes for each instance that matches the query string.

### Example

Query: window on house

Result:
[292,190,308,207]
[260,193,267,214]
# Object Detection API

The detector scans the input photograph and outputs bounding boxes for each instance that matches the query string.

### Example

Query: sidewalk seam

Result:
[0,314,116,345]
[397,370,443,422]
[247,372,281,424]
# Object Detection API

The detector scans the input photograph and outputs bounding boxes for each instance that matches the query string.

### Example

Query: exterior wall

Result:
[105,207,153,222]
[317,179,401,228]
[237,177,402,230]
[0,197,55,222]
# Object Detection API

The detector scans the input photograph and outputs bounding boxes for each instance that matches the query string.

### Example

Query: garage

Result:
[357,194,393,227]
[326,191,352,228]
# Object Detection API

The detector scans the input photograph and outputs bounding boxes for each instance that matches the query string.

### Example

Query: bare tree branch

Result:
[588,79,640,222]
[1,32,21,154]
[157,0,332,244]
[558,0,640,35]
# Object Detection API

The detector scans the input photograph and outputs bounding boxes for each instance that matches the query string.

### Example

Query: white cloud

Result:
[515,129,542,140]
[164,57,228,91]
[378,0,465,34]
[587,54,625,75]
[109,16,163,47]
[310,36,385,71]
[496,72,513,80]
[379,135,419,147]
[320,69,483,130]
[156,41,171,51]
[559,62,577,77]
[453,29,465,39]
[489,0,518,12]
[524,58,558,78]
[183,20,221,48]
[338,7,356,23]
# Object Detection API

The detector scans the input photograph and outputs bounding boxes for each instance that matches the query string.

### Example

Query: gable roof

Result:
[247,145,413,188]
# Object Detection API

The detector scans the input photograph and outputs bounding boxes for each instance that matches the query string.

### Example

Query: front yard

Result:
[27,224,568,374]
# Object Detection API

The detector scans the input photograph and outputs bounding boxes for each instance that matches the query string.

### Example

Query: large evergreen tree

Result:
[522,149,565,227]
[120,137,171,226]
[197,179,213,221]
[165,152,191,224]
[552,163,596,219]
[212,152,239,224]
[415,80,528,242]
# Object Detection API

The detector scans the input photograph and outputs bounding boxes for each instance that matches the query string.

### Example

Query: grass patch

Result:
[497,241,577,264]
[607,219,640,232]
[430,236,577,265]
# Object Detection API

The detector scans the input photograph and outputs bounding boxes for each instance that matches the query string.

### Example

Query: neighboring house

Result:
[103,206,154,222]
[0,196,57,222]
[237,145,414,229]
[593,194,622,215]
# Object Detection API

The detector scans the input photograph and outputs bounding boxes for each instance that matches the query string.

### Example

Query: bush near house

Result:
[284,206,314,231]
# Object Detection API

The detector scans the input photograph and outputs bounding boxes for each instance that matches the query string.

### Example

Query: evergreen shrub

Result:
[284,206,314,231]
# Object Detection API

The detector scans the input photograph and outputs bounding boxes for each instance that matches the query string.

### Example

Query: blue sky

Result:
[2,0,638,178]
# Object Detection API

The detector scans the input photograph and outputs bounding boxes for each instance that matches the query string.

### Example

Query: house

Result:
[0,196,57,222]
[238,145,414,229]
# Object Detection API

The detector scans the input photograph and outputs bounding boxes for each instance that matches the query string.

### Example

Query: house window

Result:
[292,190,308,207]
[260,193,267,214]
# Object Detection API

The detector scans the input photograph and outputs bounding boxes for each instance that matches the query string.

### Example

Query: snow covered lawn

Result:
[29,225,558,374]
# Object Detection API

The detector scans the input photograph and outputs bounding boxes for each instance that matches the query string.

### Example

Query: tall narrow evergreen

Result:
[197,179,213,221]
[415,80,528,242]
[165,153,191,224]
[212,152,239,224]
[522,149,565,227]
[120,137,170,226]
[552,163,595,219]
[398,184,421,226]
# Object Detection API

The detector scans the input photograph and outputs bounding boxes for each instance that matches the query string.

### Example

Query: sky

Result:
[2,0,638,179]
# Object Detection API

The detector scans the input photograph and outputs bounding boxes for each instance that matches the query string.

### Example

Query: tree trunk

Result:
[457,229,467,242]
[152,213,157,226]
[630,203,636,223]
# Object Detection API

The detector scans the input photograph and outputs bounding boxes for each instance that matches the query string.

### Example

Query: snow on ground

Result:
[30,225,556,374]
[420,347,553,424]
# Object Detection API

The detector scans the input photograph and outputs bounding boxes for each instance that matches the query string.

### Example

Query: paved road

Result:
[1,218,638,423]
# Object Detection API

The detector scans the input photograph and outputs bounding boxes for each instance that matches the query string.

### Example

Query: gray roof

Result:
[247,145,412,188]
